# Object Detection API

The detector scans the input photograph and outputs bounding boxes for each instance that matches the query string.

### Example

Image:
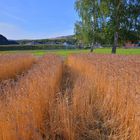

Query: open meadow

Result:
[0,48,140,56]
[1,0,139,139]
[0,53,140,140]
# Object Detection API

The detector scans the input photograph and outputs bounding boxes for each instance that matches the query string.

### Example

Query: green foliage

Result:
[17,35,77,46]
[75,0,140,50]
[75,0,104,46]
[0,44,75,51]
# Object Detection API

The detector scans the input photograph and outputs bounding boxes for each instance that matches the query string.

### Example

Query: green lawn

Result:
[0,48,140,56]
[95,48,140,55]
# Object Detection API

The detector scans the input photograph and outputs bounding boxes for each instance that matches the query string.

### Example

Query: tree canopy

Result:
[75,0,140,53]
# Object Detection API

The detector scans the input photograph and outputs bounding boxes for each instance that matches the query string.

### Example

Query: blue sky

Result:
[0,0,78,39]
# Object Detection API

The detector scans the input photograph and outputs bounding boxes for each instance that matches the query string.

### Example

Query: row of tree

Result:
[75,0,140,53]
[17,35,77,45]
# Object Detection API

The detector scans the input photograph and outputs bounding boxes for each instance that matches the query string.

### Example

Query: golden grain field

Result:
[0,54,139,140]
[0,54,36,80]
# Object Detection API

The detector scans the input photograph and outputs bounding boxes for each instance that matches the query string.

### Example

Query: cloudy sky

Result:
[0,0,78,39]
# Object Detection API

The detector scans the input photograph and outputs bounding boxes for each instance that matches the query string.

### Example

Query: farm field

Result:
[0,53,140,140]
[0,54,36,80]
[0,48,140,56]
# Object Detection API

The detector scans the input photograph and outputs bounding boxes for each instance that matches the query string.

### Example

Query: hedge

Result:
[0,44,76,51]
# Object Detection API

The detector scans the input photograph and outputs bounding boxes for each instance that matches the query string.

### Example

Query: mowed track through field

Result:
[0,54,140,140]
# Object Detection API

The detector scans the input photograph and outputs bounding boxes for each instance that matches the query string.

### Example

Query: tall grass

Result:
[0,55,63,140]
[0,54,36,80]
[59,54,140,140]
[0,54,139,140]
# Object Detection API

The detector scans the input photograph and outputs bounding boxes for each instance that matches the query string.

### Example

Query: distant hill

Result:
[0,34,76,46]
[51,35,75,40]
[0,34,18,45]
[8,40,19,45]
[0,34,9,45]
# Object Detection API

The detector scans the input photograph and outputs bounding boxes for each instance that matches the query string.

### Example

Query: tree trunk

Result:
[112,32,118,54]
[90,44,94,52]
